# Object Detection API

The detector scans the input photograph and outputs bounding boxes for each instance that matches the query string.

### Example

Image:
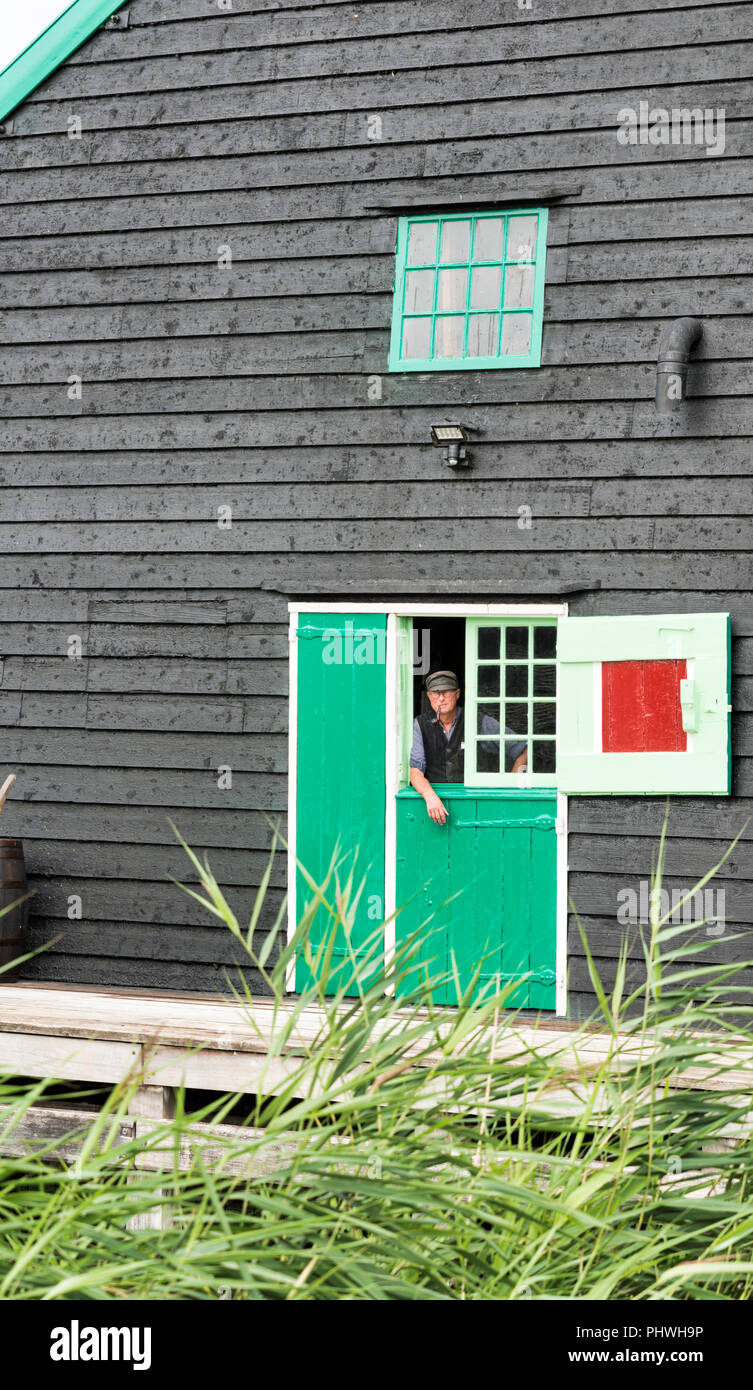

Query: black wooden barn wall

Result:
[0,0,751,1014]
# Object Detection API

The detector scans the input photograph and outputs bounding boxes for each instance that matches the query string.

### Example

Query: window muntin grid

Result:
[389,208,548,372]
[465,618,557,785]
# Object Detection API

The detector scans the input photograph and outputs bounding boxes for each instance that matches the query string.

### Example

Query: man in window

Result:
[409,669,527,825]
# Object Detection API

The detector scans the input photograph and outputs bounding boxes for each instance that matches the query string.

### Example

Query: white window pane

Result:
[473,216,504,261]
[507,215,538,261]
[467,314,499,357]
[433,316,465,358]
[402,318,432,359]
[437,267,467,311]
[500,313,532,356]
[407,222,437,265]
[405,269,435,313]
[439,220,471,263]
[470,265,501,309]
[503,264,534,308]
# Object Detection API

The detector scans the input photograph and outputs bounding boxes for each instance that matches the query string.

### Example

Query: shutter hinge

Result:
[0,120,14,137]
[455,814,556,831]
[104,9,130,28]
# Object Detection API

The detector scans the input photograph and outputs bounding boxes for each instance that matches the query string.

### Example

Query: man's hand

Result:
[424,789,449,826]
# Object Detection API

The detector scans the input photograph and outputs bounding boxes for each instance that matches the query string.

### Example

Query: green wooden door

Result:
[395,787,557,1008]
[294,613,387,995]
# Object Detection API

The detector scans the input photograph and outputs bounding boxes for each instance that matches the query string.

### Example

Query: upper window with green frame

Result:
[388,208,548,372]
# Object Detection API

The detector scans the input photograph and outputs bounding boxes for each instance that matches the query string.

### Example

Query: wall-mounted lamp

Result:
[430,422,480,468]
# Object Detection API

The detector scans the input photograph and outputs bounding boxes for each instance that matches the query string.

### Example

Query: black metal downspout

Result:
[655,316,703,413]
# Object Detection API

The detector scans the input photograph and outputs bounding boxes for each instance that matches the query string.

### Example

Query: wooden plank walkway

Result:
[0,981,752,1100]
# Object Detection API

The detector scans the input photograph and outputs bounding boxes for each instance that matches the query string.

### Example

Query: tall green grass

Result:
[1,820,753,1300]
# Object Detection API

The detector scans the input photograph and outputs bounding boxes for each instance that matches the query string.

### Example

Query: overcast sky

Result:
[0,2,75,75]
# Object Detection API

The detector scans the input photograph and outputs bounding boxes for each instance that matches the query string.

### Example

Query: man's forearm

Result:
[410,767,433,798]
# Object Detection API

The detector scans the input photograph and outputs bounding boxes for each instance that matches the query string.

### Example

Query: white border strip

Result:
[384,614,399,986]
[285,606,299,991]
[293,602,567,617]
[555,790,568,1017]
[593,661,603,754]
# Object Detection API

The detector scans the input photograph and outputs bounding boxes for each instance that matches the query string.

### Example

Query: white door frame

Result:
[287,601,568,1015]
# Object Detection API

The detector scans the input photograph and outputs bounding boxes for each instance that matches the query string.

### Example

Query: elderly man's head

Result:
[425,669,461,720]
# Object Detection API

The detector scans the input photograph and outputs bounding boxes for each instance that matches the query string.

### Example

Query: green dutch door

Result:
[295,613,387,995]
[395,787,557,1008]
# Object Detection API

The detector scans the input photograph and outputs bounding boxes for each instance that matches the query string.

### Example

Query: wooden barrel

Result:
[0,839,29,981]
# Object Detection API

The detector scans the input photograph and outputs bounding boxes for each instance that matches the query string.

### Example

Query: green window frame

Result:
[388,207,548,372]
[464,617,558,787]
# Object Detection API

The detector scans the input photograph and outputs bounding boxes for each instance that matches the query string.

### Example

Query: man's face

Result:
[428,687,460,719]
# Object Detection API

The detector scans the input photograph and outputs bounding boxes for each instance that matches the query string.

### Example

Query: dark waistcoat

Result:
[418,710,464,783]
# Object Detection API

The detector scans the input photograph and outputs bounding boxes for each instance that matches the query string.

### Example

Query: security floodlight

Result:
[430,422,480,468]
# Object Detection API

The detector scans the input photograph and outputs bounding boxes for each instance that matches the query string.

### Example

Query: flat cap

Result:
[425,669,460,692]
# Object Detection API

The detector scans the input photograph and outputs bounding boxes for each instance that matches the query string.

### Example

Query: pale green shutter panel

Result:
[557,613,731,795]
[295,614,387,994]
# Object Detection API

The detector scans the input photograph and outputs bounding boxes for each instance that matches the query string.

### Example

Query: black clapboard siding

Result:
[0,317,750,383]
[2,136,749,207]
[2,800,283,848]
[4,91,749,172]
[0,552,752,592]
[1,0,752,1007]
[9,83,751,155]
[20,840,285,885]
[17,950,272,994]
[34,8,753,88]
[16,45,753,136]
[4,440,753,484]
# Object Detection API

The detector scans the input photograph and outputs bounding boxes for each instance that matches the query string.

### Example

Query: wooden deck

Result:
[1,981,752,1101]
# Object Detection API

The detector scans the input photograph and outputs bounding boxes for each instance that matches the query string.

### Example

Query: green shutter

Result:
[294,614,387,994]
[557,613,731,795]
[0,1,126,122]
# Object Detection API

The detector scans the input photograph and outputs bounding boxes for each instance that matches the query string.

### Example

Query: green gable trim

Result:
[0,1,126,122]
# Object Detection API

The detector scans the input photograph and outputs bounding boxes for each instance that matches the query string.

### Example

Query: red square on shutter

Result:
[602,659,687,753]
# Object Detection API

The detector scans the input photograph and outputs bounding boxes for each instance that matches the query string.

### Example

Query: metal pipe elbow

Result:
[655,316,703,413]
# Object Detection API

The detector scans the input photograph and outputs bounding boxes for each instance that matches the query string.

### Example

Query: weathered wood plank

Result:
[1,315,749,384]
[0,553,751,593]
[23,8,750,98]
[6,83,749,171]
[18,841,284,885]
[0,802,284,849]
[2,478,753,523]
[3,440,753,488]
[0,657,288,694]
[0,1103,300,1179]
[1,517,752,553]
[0,764,286,806]
[3,119,750,207]
[0,728,286,770]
